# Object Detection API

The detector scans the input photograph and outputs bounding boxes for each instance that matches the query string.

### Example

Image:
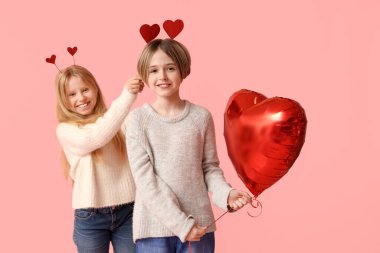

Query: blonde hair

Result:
[55,65,126,179]
[137,39,191,83]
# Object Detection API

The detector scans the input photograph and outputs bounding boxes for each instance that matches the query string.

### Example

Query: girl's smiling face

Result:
[65,76,97,116]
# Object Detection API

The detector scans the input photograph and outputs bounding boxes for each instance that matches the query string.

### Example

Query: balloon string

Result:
[187,198,262,252]
[207,197,263,226]
[187,211,228,252]
[206,210,229,229]
[247,198,263,217]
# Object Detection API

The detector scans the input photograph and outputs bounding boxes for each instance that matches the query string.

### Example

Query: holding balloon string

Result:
[207,87,308,223]
[223,89,307,216]
[126,21,253,253]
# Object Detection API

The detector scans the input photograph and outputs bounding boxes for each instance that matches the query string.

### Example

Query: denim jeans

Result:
[135,232,214,253]
[73,202,135,253]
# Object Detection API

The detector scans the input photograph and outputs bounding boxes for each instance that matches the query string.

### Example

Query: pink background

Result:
[1,0,379,252]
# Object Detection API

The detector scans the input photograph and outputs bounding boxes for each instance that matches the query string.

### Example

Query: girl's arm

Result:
[57,84,137,156]
[126,111,195,242]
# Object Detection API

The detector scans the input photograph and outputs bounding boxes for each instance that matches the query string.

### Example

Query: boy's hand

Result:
[227,189,252,212]
[125,76,144,94]
[186,224,206,242]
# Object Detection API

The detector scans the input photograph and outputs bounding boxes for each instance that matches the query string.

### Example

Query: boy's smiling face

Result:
[147,49,182,99]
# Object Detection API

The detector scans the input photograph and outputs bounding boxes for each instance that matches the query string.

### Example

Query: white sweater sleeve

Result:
[56,87,136,156]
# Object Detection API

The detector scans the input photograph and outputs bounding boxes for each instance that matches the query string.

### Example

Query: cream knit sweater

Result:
[56,87,137,209]
[126,101,233,242]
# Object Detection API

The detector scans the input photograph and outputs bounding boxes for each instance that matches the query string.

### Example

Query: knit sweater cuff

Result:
[121,86,137,104]
[213,185,234,211]
[178,215,196,243]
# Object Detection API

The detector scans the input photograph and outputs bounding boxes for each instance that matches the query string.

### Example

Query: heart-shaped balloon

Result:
[224,89,307,197]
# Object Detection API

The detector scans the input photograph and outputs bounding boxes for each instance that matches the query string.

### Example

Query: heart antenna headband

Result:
[45,46,78,72]
[140,19,184,43]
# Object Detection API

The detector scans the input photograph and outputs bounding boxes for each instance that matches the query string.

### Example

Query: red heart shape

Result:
[45,54,56,64]
[163,19,184,39]
[67,46,77,56]
[224,89,307,197]
[140,24,160,43]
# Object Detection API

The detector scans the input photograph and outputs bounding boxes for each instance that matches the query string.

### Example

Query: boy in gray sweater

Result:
[126,38,251,253]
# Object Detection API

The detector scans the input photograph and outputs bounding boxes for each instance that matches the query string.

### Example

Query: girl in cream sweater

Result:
[55,65,143,253]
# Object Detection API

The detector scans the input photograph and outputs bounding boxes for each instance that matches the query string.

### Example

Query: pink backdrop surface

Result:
[1,0,379,252]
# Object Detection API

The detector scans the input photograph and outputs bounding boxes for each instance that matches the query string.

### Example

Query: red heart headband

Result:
[45,46,77,72]
[140,19,184,43]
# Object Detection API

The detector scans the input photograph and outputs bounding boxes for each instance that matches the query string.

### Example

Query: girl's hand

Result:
[227,189,252,212]
[186,224,207,242]
[125,76,144,94]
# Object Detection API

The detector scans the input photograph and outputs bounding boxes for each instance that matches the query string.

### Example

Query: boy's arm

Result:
[202,112,233,211]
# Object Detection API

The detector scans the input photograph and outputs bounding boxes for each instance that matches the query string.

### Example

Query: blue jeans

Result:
[136,232,215,253]
[73,202,135,253]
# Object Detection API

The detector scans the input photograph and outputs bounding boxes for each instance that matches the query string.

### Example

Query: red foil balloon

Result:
[224,89,307,197]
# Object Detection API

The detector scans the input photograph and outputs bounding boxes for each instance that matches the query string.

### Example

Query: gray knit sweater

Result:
[126,100,232,242]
